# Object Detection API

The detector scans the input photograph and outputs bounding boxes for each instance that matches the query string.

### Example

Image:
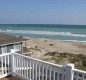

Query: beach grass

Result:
[42,52,86,70]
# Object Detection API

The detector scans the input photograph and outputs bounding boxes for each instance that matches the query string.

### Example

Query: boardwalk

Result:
[0,76,23,80]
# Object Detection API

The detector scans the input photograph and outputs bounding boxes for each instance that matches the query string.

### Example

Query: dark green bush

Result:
[82,59,86,67]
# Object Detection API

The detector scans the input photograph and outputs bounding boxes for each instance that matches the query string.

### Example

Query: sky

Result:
[0,0,86,25]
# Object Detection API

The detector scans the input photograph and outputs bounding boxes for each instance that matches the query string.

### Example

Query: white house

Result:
[0,33,27,54]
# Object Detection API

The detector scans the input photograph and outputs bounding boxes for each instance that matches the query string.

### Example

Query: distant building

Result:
[0,33,27,54]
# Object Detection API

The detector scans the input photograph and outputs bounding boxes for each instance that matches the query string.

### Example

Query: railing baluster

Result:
[4,56,7,74]
[49,66,51,80]
[16,56,18,74]
[23,57,24,76]
[29,59,31,80]
[35,62,37,80]
[24,57,26,77]
[53,67,55,80]
[7,55,9,73]
[82,74,85,80]
[1,56,4,74]
[45,65,48,80]
[17,56,19,73]
[42,64,44,80]
[77,73,79,80]
[19,56,21,75]
[58,69,60,80]
[20,56,22,75]
[17,56,19,74]
[15,55,17,73]
[21,56,23,76]
[38,63,40,80]
[32,60,34,80]
[26,58,28,78]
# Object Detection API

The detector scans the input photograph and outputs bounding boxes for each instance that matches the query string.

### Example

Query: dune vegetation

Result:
[42,52,86,71]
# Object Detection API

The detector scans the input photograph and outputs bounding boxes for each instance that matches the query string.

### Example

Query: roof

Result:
[0,33,27,45]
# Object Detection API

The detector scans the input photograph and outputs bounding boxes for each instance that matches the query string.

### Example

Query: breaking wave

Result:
[0,29,86,37]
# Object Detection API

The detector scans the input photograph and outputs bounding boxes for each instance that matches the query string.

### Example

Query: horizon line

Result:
[0,24,86,26]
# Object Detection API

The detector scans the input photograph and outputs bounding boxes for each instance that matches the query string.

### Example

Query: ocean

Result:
[0,24,86,42]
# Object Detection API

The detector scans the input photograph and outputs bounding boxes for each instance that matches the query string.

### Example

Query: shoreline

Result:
[24,37,86,43]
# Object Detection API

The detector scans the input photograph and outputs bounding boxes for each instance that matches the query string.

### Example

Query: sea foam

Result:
[0,29,86,38]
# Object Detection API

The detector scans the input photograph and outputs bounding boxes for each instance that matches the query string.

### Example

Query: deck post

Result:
[10,49,15,76]
[64,63,74,80]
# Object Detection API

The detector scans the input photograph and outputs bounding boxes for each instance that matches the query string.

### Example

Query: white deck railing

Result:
[73,69,86,80]
[0,52,86,80]
[0,53,12,78]
[13,53,64,80]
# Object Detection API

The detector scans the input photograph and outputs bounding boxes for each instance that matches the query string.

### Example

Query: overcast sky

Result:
[0,0,86,25]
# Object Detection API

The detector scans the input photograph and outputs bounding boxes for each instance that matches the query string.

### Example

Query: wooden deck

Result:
[0,76,23,80]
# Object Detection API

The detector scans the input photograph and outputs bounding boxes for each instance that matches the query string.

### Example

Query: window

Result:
[7,44,14,52]
[1,46,7,54]
[14,44,21,51]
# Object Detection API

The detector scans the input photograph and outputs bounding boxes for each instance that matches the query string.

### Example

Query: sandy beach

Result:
[25,38,86,58]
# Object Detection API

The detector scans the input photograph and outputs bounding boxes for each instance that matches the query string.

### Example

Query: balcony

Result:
[0,52,86,80]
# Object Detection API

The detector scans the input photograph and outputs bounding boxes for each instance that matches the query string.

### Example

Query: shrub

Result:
[77,54,86,59]
[82,59,86,67]
[69,57,80,63]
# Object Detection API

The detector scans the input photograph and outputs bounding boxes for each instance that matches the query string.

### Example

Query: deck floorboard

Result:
[0,76,23,80]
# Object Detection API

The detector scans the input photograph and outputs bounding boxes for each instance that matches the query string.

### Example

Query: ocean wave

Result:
[59,40,86,43]
[0,29,86,37]
[23,37,86,43]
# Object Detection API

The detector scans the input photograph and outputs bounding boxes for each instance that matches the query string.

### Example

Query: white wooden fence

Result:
[0,53,12,78]
[0,52,86,80]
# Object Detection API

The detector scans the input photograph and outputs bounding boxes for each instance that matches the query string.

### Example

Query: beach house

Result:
[0,33,27,54]
[0,34,86,80]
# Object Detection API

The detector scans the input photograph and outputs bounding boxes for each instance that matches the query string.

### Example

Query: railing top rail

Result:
[14,53,62,68]
[73,69,86,74]
[0,53,12,57]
